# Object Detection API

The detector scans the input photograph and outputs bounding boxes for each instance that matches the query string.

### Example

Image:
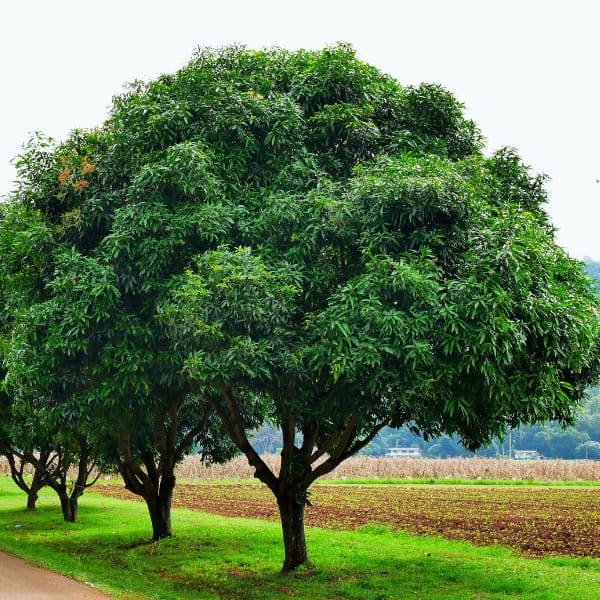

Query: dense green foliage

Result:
[2,44,600,571]
[158,47,600,569]
[359,260,600,459]
[250,388,600,459]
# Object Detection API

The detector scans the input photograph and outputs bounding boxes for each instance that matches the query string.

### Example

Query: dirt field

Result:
[93,483,600,559]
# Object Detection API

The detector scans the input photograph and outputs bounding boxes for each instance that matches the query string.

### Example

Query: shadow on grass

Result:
[51,509,600,599]
[0,484,599,599]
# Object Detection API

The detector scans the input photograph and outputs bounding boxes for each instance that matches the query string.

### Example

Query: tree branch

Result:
[174,403,213,464]
[279,414,297,480]
[208,385,278,492]
[306,417,389,485]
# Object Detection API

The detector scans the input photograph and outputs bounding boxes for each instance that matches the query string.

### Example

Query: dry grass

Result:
[2,454,599,483]
[0,456,33,477]
[173,454,600,482]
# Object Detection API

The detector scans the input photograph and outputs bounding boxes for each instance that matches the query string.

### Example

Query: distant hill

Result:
[584,258,600,293]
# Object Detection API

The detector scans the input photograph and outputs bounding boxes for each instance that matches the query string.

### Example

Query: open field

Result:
[1,478,600,599]
[94,482,600,559]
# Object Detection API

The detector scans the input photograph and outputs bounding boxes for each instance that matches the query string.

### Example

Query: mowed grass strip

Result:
[0,478,598,599]
[94,481,600,559]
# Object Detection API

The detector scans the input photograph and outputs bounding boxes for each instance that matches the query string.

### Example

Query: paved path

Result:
[0,552,111,599]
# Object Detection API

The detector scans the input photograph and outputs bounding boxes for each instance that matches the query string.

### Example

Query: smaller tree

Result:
[98,397,237,540]
[2,121,243,541]
[0,202,54,511]
[31,436,99,523]
[0,385,99,520]
[7,395,100,522]
[0,413,51,511]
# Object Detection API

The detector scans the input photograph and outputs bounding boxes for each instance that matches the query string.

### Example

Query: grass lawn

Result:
[0,477,598,599]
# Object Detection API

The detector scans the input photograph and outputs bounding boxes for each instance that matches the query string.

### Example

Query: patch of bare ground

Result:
[93,483,600,559]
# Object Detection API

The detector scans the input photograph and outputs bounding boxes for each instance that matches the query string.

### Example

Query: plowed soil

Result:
[93,483,600,559]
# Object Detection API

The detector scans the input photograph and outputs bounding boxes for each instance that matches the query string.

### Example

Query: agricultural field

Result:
[94,482,600,559]
[173,455,600,482]
[4,454,600,563]
[4,454,600,483]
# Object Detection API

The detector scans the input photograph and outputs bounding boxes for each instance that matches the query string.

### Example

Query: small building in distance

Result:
[385,447,422,458]
[513,449,541,460]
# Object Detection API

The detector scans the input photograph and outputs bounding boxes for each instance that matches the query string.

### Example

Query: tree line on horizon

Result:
[249,387,600,460]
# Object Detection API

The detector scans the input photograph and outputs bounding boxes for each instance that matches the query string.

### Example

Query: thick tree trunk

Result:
[57,482,86,523]
[59,491,79,523]
[277,495,309,572]
[117,455,177,540]
[147,492,173,540]
[145,472,176,540]
[210,386,391,573]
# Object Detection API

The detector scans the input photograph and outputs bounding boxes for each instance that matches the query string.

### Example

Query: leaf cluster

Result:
[2,43,599,488]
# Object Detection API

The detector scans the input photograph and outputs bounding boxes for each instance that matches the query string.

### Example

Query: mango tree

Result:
[2,128,239,537]
[0,203,52,511]
[157,46,600,570]
[4,44,599,569]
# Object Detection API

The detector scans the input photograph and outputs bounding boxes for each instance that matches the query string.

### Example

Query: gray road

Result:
[0,552,111,599]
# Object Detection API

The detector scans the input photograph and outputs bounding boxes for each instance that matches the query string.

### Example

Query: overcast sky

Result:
[1,0,599,260]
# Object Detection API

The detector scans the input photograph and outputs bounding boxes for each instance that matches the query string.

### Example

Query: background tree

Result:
[534,428,592,460]
[0,202,53,511]
[10,407,99,522]
[0,189,102,521]
[0,396,51,511]
[2,119,240,537]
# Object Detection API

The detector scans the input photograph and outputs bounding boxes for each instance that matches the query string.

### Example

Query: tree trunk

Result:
[26,491,38,512]
[59,491,78,523]
[25,470,45,511]
[117,452,178,541]
[2,449,49,511]
[277,494,309,572]
[146,487,173,540]
[144,472,176,540]
[57,483,85,523]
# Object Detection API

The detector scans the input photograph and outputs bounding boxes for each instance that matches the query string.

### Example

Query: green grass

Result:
[318,476,600,487]
[0,477,599,599]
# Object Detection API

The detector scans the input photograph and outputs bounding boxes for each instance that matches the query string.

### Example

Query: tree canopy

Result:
[2,44,600,572]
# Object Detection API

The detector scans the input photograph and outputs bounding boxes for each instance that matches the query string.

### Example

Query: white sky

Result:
[1,0,599,260]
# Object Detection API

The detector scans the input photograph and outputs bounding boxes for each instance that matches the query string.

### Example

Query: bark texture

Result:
[277,495,309,572]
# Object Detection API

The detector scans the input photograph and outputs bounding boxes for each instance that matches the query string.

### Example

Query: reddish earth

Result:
[93,483,600,559]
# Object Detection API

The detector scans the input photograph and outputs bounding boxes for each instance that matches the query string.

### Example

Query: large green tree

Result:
[3,45,599,571]
[156,46,600,570]
[2,121,239,536]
